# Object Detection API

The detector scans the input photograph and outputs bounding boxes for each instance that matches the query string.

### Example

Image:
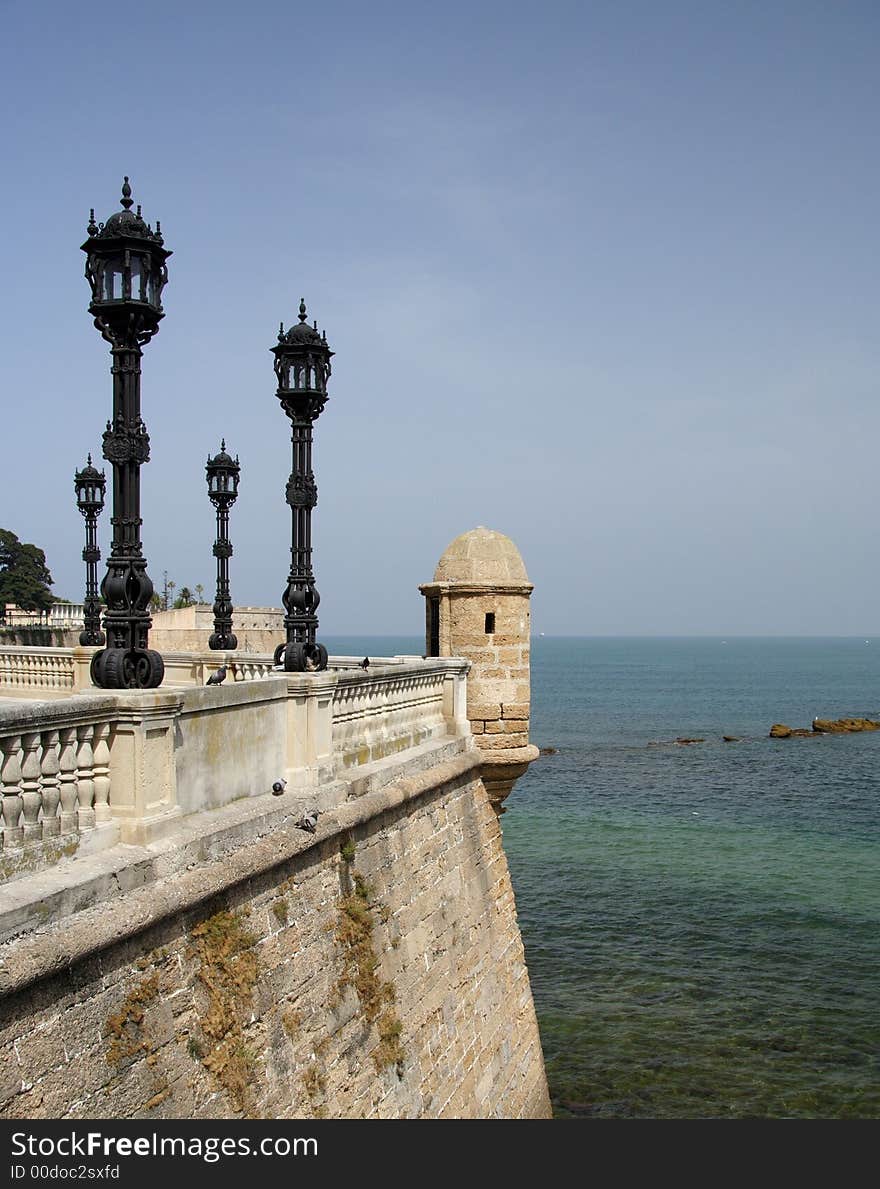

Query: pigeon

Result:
[361,657,370,670]
[272,778,287,796]
[206,665,227,686]
[295,809,321,834]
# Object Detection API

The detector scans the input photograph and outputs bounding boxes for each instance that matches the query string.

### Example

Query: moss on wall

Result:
[104,971,160,1067]
[334,858,404,1075]
[188,908,260,1115]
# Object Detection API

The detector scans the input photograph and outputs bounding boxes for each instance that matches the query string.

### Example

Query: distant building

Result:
[1,602,85,628]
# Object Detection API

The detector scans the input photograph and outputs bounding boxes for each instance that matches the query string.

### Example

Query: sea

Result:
[327,635,880,1119]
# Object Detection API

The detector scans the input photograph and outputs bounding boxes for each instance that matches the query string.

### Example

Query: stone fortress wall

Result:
[149,606,283,655]
[0,531,551,1119]
[0,744,549,1119]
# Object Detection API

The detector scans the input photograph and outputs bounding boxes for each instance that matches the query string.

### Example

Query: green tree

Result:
[195,583,205,604]
[0,529,54,621]
[174,586,193,609]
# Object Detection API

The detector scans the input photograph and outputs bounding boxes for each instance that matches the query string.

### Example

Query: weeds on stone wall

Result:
[339,836,357,863]
[103,951,176,1113]
[104,971,160,1066]
[334,856,404,1076]
[301,1037,330,1118]
[188,908,260,1115]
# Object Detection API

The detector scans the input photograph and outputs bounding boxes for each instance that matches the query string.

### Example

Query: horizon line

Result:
[317,632,878,640]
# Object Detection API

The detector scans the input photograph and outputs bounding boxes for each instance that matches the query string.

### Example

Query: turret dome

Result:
[434,526,530,584]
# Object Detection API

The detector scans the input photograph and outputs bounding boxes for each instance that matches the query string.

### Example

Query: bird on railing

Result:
[272,778,287,796]
[361,657,370,670]
[295,809,321,834]
[206,665,227,686]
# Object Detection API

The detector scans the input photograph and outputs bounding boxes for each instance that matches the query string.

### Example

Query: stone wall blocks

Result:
[467,702,502,721]
[12,1020,69,1083]
[0,743,550,1120]
[478,734,529,750]
[495,648,524,665]
[501,703,530,720]
[0,1045,24,1111]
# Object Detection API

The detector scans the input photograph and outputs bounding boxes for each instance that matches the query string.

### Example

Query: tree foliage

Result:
[153,574,206,612]
[0,529,54,618]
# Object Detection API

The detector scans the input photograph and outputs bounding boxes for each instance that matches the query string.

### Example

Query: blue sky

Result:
[2,0,878,635]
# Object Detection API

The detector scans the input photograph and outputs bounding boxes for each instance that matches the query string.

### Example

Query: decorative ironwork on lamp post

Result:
[74,456,106,646]
[206,441,240,650]
[81,177,170,689]
[271,299,333,673]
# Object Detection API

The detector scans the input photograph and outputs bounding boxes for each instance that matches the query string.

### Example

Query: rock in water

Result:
[771,716,880,738]
[813,717,880,733]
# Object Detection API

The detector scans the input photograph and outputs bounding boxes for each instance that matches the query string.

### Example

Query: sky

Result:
[1,0,879,636]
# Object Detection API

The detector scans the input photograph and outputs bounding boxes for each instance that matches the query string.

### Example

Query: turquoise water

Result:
[327,636,880,1118]
[502,637,880,1119]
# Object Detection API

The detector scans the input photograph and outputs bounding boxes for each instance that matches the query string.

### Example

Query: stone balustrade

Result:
[0,657,470,880]
[0,695,120,870]
[0,647,87,698]
[332,662,466,769]
[0,647,276,699]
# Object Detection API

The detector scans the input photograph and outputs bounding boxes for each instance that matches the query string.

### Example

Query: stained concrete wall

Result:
[0,741,551,1119]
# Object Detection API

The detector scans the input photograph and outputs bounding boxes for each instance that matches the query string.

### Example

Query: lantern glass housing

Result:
[74,458,106,514]
[206,442,240,503]
[82,179,170,339]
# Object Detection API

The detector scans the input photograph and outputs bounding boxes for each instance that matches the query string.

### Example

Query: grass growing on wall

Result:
[189,908,260,1115]
[104,971,160,1067]
[335,853,404,1075]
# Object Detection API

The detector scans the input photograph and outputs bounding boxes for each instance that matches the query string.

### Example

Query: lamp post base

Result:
[90,647,165,689]
[209,630,238,650]
[274,641,328,673]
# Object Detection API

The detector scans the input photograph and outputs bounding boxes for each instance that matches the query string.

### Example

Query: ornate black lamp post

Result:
[81,178,170,689]
[206,441,240,650]
[74,456,106,646]
[271,299,333,672]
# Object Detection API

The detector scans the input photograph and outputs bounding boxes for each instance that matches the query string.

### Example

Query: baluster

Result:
[76,724,96,829]
[40,729,61,837]
[19,732,43,842]
[58,726,79,834]
[0,734,23,849]
[92,723,111,824]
